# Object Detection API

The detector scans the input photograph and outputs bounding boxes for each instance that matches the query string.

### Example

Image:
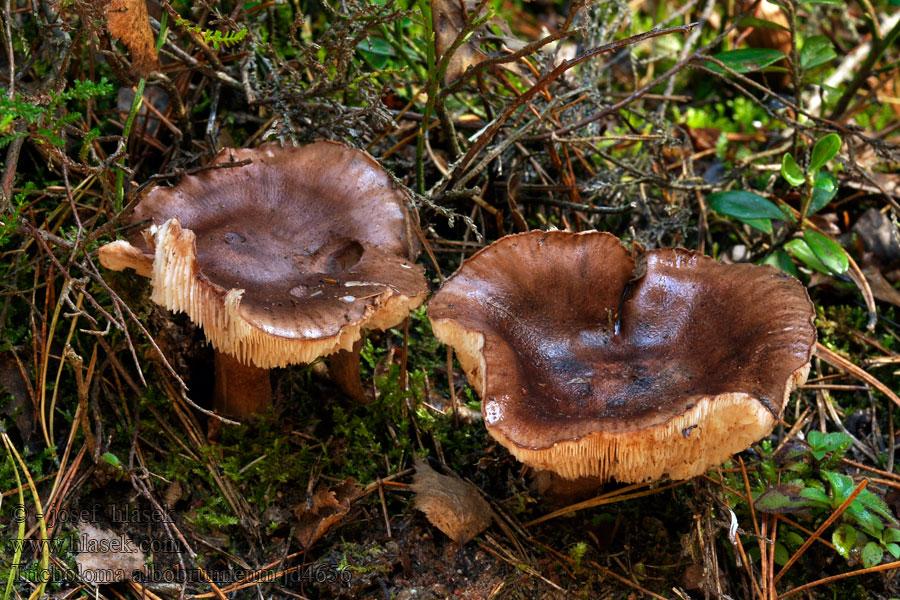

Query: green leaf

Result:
[807,431,852,455]
[800,0,842,4]
[886,543,900,559]
[358,37,395,56]
[806,430,826,451]
[883,528,900,543]
[740,16,790,31]
[707,49,787,74]
[780,203,798,224]
[709,190,785,220]
[823,470,857,505]
[810,133,842,171]
[783,531,805,550]
[862,542,883,568]
[800,35,837,71]
[799,487,832,508]
[803,229,849,274]
[832,523,857,558]
[744,218,774,235]
[847,503,885,536]
[773,542,790,566]
[781,153,805,186]
[760,455,778,483]
[762,249,800,279]
[774,441,809,466]
[808,172,838,215]
[101,452,121,469]
[813,172,837,193]
[358,38,396,68]
[785,238,831,275]
[857,490,899,525]
[807,431,850,461]
[756,484,823,513]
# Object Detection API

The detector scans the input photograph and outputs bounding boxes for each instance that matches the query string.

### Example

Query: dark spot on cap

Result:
[224,231,246,244]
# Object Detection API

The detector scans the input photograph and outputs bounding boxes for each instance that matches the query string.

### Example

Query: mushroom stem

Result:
[213,352,271,419]
[328,338,369,403]
[530,470,607,507]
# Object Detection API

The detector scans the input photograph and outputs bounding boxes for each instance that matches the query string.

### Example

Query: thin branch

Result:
[437,22,700,195]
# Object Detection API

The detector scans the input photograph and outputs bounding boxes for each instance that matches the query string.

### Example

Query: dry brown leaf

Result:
[292,478,361,548]
[162,480,184,510]
[853,208,900,267]
[863,266,900,308]
[432,0,528,84]
[410,456,491,545]
[75,523,146,583]
[106,0,160,76]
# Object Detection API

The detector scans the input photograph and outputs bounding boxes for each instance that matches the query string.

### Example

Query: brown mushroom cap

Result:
[428,230,816,482]
[100,141,428,368]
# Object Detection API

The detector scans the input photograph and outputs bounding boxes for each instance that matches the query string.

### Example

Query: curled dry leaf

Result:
[75,523,146,583]
[853,208,900,269]
[863,266,900,308]
[433,0,528,84]
[162,480,184,510]
[411,456,492,545]
[106,0,160,77]
[292,479,362,549]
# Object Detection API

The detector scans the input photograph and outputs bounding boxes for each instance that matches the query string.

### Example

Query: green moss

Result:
[185,495,240,529]
[336,541,391,575]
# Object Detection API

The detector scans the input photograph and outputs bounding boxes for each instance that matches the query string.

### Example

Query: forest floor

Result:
[2,0,900,598]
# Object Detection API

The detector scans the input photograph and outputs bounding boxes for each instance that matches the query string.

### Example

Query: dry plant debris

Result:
[411,456,492,545]
[3,0,900,597]
[292,478,362,549]
[104,0,160,76]
[432,0,528,83]
[74,523,146,584]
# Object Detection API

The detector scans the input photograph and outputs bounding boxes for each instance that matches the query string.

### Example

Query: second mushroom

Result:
[428,230,817,483]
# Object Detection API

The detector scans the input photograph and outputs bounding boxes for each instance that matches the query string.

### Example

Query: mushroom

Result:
[428,230,816,482]
[100,141,429,419]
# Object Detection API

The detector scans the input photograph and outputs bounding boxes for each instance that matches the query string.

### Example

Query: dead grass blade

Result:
[2,433,50,600]
[815,342,900,409]
[840,457,900,483]
[528,536,670,599]
[778,558,900,598]
[440,21,699,193]
[524,480,685,527]
[738,457,767,600]
[478,537,566,594]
